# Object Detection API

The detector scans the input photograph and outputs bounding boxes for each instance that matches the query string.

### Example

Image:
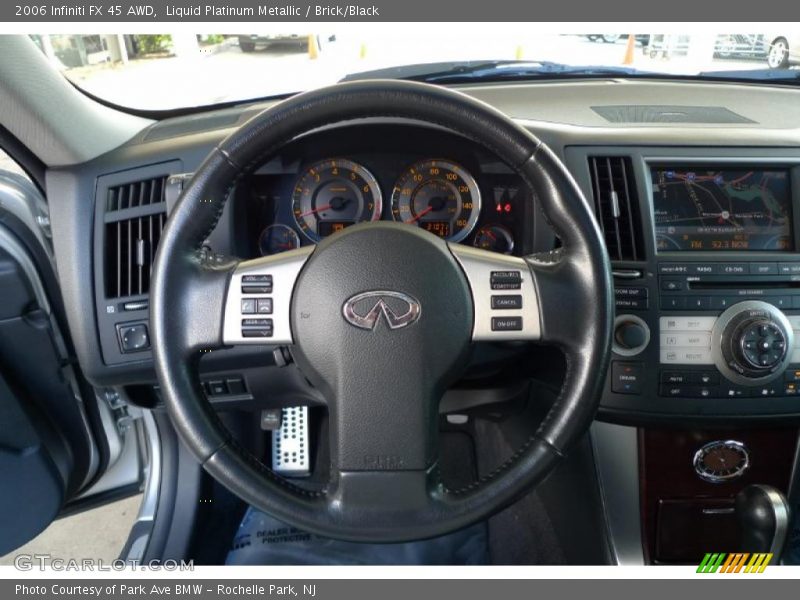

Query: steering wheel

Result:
[151,80,613,543]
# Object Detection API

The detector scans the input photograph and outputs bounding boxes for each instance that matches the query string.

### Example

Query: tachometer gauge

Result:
[291,159,382,242]
[391,159,481,243]
[473,224,514,254]
[259,224,300,256]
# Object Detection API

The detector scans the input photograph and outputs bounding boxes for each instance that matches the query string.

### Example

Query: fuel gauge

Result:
[259,224,301,256]
[473,224,514,255]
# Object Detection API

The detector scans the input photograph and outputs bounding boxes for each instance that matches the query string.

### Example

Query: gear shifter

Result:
[735,484,792,559]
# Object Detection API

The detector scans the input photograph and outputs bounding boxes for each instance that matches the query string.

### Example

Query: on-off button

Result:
[491,316,523,331]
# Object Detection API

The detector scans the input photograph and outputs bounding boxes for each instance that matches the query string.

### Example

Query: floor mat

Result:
[225,508,488,565]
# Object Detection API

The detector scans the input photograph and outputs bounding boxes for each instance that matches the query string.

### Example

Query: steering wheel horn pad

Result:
[150,80,613,542]
[291,223,473,474]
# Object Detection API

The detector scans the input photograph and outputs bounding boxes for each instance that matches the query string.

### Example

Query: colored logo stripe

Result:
[697,552,773,573]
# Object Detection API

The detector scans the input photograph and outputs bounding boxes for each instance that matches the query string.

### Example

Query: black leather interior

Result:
[150,79,613,542]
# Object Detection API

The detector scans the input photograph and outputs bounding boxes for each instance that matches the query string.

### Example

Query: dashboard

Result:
[234,125,532,259]
[43,78,800,424]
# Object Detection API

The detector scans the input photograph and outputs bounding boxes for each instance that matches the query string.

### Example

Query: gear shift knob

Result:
[735,484,791,559]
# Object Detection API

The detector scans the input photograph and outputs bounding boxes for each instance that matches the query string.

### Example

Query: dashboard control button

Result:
[660,296,686,310]
[660,316,717,332]
[659,384,685,397]
[710,296,733,310]
[689,264,717,275]
[686,296,711,310]
[660,332,711,347]
[661,371,691,384]
[615,287,648,298]
[750,263,778,275]
[118,323,150,353]
[491,316,522,331]
[660,279,684,291]
[615,297,648,310]
[490,271,522,290]
[768,296,792,309]
[208,380,227,395]
[696,371,720,385]
[778,263,800,274]
[226,378,247,395]
[720,386,746,398]
[719,263,748,275]
[785,369,800,382]
[660,347,713,364]
[241,298,256,314]
[491,295,522,309]
[256,298,274,314]
[658,264,690,274]
[612,362,643,394]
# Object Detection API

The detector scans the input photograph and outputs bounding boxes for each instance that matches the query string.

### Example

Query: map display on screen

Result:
[651,168,793,251]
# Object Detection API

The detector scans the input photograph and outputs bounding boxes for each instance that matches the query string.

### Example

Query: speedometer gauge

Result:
[391,159,481,243]
[291,159,382,242]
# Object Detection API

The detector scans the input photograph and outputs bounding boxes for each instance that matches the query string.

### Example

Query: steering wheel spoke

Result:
[222,247,313,346]
[449,244,541,342]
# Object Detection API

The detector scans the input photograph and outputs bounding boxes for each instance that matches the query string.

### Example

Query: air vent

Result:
[104,177,168,299]
[588,157,644,262]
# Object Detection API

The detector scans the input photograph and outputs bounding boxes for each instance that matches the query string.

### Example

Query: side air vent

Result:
[588,156,644,262]
[106,176,167,211]
[104,177,168,299]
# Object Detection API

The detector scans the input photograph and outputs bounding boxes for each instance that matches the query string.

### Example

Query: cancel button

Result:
[491,295,523,309]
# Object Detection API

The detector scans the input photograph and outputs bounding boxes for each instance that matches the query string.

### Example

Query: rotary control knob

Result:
[711,301,793,386]
[737,320,786,369]
[613,315,650,357]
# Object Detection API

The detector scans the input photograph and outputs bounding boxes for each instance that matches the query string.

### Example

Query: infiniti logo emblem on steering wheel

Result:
[342,291,421,331]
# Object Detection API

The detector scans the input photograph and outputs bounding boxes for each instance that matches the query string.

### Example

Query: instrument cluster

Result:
[239,126,530,258]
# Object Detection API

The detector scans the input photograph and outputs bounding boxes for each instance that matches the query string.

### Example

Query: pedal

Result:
[271,406,310,477]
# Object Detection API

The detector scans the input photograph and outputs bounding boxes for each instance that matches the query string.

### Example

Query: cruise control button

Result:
[490,271,522,290]
[491,316,523,331]
[491,295,522,309]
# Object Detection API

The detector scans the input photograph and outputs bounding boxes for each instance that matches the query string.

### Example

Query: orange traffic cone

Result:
[622,34,635,65]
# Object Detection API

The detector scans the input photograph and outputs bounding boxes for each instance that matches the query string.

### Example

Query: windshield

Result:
[30,30,800,111]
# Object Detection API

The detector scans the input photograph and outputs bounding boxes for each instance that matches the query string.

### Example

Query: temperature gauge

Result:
[259,224,301,256]
[472,224,514,255]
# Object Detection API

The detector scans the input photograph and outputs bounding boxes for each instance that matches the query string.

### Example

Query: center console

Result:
[566,147,800,421]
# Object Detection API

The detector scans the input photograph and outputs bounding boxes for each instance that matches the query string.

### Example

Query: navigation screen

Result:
[652,168,793,251]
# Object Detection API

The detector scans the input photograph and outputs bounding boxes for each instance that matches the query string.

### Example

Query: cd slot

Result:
[689,280,800,290]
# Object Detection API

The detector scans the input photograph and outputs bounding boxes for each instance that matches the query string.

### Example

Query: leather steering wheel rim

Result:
[151,79,613,543]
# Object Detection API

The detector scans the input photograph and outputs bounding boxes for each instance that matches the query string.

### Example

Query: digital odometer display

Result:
[652,168,793,251]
